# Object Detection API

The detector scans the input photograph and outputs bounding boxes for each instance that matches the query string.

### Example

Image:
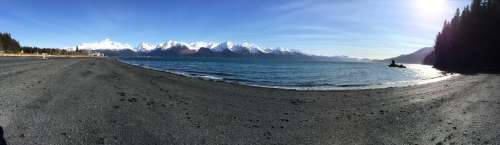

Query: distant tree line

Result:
[1,32,85,55]
[21,46,85,55]
[425,0,500,72]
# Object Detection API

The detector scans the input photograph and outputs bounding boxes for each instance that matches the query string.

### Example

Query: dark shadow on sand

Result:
[0,126,6,145]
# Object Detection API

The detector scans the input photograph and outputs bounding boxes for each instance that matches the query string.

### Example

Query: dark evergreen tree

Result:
[0,33,21,52]
[430,0,500,72]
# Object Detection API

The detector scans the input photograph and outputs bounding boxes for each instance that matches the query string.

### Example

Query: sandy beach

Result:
[0,57,499,145]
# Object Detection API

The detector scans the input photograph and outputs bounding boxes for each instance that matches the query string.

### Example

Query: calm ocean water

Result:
[120,57,451,90]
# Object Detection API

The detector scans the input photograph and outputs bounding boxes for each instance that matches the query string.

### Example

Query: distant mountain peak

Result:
[212,41,234,52]
[134,42,157,52]
[380,47,434,64]
[188,41,218,50]
[78,38,132,50]
[159,40,187,50]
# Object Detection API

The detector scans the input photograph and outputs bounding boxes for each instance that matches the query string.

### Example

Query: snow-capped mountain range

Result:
[133,41,299,55]
[74,38,370,62]
[76,38,299,55]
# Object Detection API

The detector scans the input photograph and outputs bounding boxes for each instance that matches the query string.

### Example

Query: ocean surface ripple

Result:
[120,57,454,90]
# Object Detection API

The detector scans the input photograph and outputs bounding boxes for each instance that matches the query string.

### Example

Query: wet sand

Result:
[0,57,499,145]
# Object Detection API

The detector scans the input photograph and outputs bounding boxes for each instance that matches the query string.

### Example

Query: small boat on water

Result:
[388,60,406,68]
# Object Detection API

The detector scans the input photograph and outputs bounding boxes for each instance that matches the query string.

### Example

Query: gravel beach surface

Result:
[1,57,499,145]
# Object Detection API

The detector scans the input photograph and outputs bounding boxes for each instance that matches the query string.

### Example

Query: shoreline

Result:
[0,53,94,58]
[1,57,499,145]
[117,58,459,91]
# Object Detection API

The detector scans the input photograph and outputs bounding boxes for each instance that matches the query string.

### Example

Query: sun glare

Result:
[415,0,448,16]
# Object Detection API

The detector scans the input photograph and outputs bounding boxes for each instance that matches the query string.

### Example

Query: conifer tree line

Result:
[0,33,21,52]
[425,0,500,72]
[0,32,83,55]
[20,46,83,55]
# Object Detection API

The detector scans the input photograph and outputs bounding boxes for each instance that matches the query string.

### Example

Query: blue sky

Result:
[0,0,469,59]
